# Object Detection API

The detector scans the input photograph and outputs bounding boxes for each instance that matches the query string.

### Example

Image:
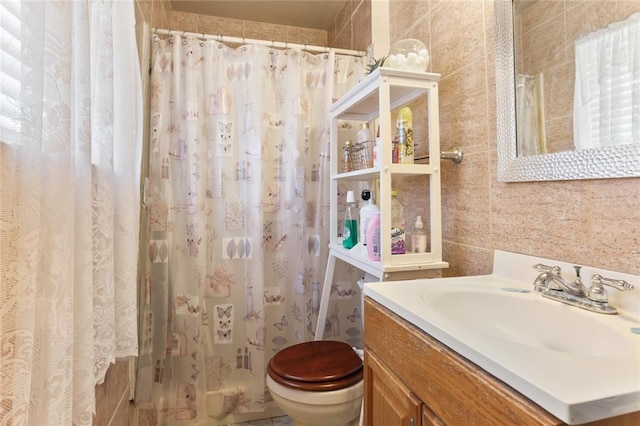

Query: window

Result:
[0,0,22,143]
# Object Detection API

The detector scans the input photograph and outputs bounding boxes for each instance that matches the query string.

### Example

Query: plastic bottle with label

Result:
[359,189,379,250]
[342,190,358,249]
[366,212,381,261]
[390,190,405,255]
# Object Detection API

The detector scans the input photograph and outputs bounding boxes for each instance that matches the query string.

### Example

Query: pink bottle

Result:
[366,212,381,261]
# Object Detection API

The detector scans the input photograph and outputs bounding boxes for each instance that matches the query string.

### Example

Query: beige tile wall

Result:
[168,11,327,47]
[329,0,372,51]
[348,0,639,277]
[93,360,133,426]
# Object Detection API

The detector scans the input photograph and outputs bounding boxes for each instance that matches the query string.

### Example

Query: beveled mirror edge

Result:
[495,0,640,182]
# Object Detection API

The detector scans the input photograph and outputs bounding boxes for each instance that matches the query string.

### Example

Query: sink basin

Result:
[364,250,640,425]
[421,284,634,357]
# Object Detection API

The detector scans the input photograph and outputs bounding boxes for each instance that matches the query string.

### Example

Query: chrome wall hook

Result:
[415,147,464,164]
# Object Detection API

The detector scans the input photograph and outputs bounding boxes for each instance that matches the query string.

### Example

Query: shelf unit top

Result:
[330,67,441,120]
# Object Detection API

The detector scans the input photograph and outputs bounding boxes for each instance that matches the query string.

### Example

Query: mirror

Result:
[495,0,640,181]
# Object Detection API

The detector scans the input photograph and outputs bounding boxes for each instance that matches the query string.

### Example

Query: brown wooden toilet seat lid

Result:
[268,341,363,391]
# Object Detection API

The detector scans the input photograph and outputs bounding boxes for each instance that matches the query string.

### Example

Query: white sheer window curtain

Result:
[0,1,142,425]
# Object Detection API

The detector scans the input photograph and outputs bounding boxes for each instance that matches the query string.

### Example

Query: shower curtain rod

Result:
[152,28,367,58]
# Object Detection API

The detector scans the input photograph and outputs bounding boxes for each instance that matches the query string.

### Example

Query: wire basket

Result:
[344,141,375,171]
[344,143,363,171]
[357,140,374,168]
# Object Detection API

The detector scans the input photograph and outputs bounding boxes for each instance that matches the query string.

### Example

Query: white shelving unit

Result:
[315,67,449,339]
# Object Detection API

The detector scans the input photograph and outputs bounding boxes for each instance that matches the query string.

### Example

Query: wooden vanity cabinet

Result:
[364,350,422,425]
[363,297,640,426]
[422,405,445,426]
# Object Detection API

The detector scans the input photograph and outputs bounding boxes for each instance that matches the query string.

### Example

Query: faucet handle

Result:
[587,274,634,304]
[533,263,561,275]
[592,274,634,291]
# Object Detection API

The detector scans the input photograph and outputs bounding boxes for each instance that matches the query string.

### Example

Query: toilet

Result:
[266,340,363,426]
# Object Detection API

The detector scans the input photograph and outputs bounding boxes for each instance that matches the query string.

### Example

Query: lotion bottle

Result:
[366,212,381,261]
[359,189,379,251]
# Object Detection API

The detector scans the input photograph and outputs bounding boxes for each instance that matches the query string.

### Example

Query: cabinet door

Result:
[364,351,421,426]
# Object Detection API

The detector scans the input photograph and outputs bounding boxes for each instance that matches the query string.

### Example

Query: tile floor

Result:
[230,415,293,426]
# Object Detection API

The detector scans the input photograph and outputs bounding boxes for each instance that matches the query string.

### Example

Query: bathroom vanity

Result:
[364,298,639,426]
[363,250,640,425]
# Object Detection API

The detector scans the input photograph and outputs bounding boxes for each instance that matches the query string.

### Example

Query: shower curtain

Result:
[135,34,365,425]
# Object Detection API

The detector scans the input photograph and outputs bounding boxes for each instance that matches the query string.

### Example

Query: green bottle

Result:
[343,190,358,249]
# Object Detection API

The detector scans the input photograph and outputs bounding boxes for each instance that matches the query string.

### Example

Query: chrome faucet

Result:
[533,264,587,296]
[532,263,634,315]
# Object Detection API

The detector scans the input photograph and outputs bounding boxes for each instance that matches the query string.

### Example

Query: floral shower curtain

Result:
[135,34,364,425]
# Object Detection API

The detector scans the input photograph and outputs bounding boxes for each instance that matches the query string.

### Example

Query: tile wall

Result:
[328,0,372,51]
[93,360,133,425]
[169,10,327,47]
